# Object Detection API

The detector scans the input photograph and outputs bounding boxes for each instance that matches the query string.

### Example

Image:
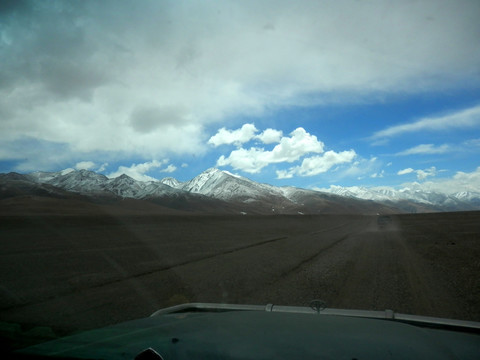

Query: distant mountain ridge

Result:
[1,168,479,214]
[321,185,480,212]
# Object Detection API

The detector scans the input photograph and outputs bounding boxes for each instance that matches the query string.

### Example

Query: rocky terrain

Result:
[0,211,479,351]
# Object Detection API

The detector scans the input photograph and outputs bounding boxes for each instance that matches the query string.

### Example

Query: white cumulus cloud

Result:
[208,124,258,147]
[256,128,283,144]
[217,148,268,174]
[217,127,325,173]
[398,166,437,180]
[269,128,325,161]
[160,164,177,173]
[402,167,480,194]
[416,167,437,180]
[276,150,356,178]
[107,160,174,181]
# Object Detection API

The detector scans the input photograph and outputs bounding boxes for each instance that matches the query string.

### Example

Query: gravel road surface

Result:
[0,213,478,341]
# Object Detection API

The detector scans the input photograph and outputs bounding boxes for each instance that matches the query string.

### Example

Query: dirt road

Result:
[0,213,478,338]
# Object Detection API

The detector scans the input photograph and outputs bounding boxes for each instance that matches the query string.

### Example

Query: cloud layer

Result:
[372,104,480,141]
[318,167,480,198]
[1,1,479,170]
[396,144,451,156]
[400,167,480,194]
[208,124,259,147]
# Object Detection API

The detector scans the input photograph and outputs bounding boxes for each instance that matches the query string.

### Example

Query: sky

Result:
[1,0,480,193]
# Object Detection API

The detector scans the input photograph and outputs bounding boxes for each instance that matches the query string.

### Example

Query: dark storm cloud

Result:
[130,105,188,133]
[0,0,126,100]
[0,0,31,16]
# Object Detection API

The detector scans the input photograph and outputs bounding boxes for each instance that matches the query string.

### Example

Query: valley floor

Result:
[0,212,479,348]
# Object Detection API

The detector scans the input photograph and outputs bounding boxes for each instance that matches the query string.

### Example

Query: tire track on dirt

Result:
[244,217,375,304]
[0,221,358,312]
[146,221,352,278]
[277,234,352,278]
[328,224,464,318]
[0,235,288,311]
[0,219,358,311]
[395,236,465,319]
[283,217,374,276]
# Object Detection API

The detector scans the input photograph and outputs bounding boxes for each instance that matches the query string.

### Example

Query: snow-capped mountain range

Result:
[1,168,480,214]
[320,185,480,212]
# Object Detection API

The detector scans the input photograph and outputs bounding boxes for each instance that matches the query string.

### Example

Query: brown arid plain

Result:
[0,207,479,349]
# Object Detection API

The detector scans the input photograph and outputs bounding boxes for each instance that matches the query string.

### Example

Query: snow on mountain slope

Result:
[275,186,316,201]
[3,168,480,212]
[180,168,225,194]
[318,185,402,201]
[45,169,109,193]
[452,191,480,203]
[103,174,175,198]
[140,181,179,198]
[160,177,182,188]
[180,168,284,201]
[25,169,180,199]
[28,168,75,183]
[320,184,480,210]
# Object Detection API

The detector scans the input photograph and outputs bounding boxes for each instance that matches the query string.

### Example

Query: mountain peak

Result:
[180,166,285,202]
[160,177,182,188]
[108,174,139,188]
[0,172,29,181]
[116,174,134,180]
[181,167,231,194]
[201,167,223,175]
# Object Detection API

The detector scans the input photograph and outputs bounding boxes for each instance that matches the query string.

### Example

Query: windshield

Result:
[1,0,479,353]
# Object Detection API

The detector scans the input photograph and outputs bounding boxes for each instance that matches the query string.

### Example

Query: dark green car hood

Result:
[16,305,480,359]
